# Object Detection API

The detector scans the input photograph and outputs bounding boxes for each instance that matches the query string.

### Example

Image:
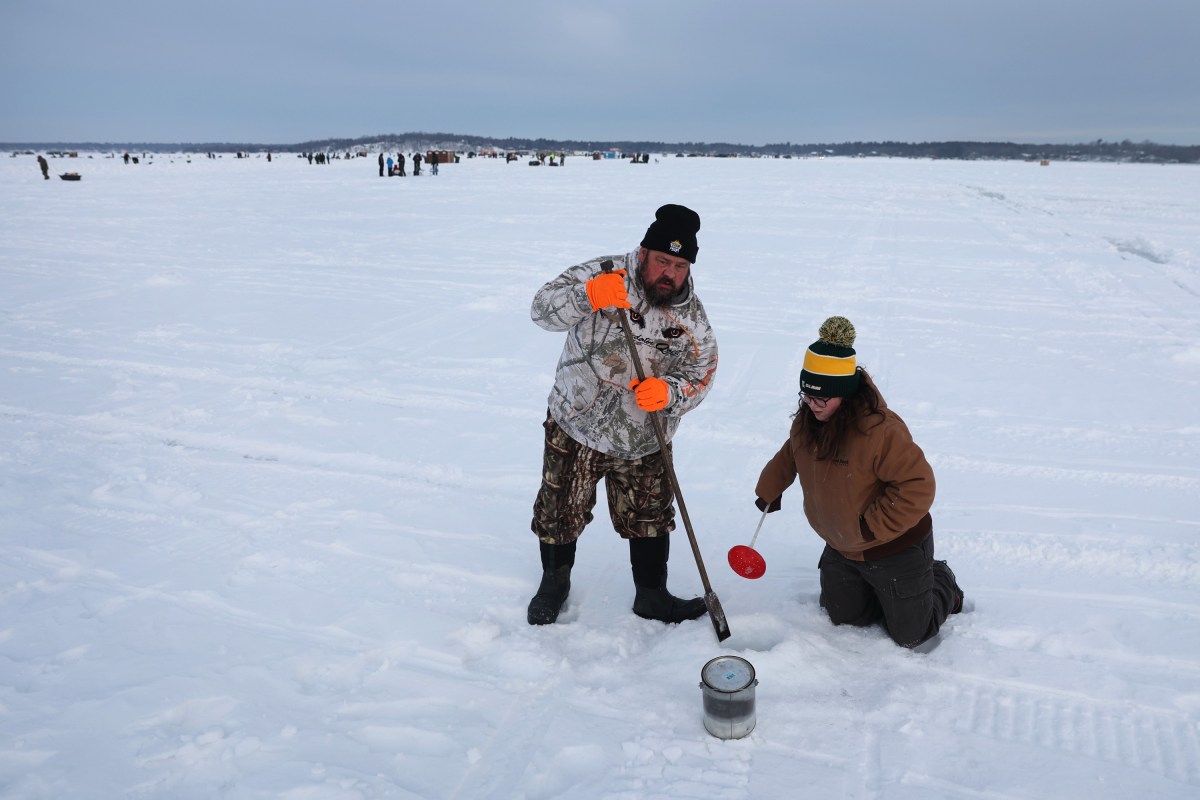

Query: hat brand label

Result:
[669,240,682,253]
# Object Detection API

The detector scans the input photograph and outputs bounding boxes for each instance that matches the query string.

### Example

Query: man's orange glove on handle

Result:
[629,377,670,412]
[585,269,631,311]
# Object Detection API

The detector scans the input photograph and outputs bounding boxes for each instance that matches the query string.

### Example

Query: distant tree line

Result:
[293,133,1200,163]
[5,133,1197,164]
[752,139,1199,163]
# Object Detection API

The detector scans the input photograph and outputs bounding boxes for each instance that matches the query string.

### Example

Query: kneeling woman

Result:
[754,316,963,648]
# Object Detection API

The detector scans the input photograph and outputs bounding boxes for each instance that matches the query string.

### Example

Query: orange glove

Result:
[585,269,631,311]
[628,377,670,411]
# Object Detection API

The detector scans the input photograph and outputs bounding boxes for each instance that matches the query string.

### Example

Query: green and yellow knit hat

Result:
[799,316,860,398]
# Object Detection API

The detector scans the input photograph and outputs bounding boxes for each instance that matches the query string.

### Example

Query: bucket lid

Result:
[701,655,756,692]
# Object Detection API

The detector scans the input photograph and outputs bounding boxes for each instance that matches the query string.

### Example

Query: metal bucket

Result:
[700,655,757,739]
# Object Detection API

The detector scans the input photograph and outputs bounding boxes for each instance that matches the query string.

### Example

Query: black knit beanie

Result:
[799,316,860,398]
[640,204,700,263]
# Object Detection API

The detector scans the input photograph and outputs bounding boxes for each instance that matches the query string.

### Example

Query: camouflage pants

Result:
[531,413,676,544]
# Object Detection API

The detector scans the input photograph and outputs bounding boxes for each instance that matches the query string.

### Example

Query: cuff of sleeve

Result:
[858,516,877,542]
[577,285,595,313]
[756,497,782,513]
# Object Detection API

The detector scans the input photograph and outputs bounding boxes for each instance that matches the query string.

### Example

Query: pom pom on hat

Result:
[640,204,700,263]
[800,316,860,398]
[818,316,856,348]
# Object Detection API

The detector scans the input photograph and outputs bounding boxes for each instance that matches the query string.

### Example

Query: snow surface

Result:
[2,151,1199,799]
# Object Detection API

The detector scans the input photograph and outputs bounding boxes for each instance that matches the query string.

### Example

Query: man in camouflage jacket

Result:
[526,204,718,627]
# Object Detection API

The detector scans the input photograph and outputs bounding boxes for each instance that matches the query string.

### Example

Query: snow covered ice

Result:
[2,151,1199,798]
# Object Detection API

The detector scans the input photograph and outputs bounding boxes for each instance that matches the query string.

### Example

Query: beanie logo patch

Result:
[669,240,682,254]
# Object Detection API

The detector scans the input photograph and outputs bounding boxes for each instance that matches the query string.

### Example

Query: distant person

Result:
[413,152,422,176]
[267,152,272,162]
[386,156,394,176]
[379,153,385,176]
[123,151,130,165]
[37,154,49,180]
[397,153,406,176]
[430,152,439,175]
[753,316,964,649]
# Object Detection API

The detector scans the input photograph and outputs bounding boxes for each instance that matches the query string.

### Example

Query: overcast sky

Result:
[3,0,1197,145]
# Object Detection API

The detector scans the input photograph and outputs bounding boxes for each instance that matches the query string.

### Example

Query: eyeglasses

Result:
[800,393,830,409]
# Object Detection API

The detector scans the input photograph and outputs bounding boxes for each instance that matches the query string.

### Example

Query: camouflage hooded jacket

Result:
[531,249,718,459]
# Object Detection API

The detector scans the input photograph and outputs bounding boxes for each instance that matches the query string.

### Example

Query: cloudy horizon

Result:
[3,0,1198,146]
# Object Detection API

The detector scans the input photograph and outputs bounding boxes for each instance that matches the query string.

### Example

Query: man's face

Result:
[638,248,691,305]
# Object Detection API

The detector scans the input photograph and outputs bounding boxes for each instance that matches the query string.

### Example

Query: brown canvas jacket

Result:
[755,382,935,561]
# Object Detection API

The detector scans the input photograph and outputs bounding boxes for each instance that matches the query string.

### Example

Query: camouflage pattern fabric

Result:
[532,414,676,544]
[530,249,718,459]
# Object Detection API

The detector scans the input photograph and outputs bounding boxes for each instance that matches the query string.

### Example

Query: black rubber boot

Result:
[629,536,707,623]
[527,540,576,625]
